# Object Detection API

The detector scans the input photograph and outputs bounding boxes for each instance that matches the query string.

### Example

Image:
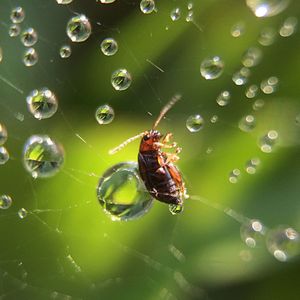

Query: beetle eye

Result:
[143,135,150,141]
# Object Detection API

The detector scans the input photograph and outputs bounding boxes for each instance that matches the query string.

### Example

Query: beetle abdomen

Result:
[138,152,181,205]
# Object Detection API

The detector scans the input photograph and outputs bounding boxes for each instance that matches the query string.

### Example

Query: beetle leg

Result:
[162,133,173,143]
[164,152,180,164]
[154,141,178,149]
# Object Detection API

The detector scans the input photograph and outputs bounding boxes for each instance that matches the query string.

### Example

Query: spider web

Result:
[1,0,300,299]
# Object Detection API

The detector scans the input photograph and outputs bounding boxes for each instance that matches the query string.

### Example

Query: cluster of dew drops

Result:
[0,0,300,263]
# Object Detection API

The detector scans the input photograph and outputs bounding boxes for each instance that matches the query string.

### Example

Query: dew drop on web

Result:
[186,114,204,132]
[100,38,118,56]
[111,68,132,91]
[140,0,156,14]
[0,123,8,145]
[0,147,10,165]
[23,48,38,67]
[66,15,92,43]
[200,56,224,80]
[21,28,38,47]
[26,88,58,120]
[240,219,266,248]
[23,135,65,178]
[0,195,12,210]
[97,162,153,221]
[95,104,115,125]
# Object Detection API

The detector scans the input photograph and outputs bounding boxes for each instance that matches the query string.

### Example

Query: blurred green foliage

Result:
[1,0,300,299]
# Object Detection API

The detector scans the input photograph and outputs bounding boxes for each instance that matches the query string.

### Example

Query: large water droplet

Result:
[97,162,153,221]
[23,48,38,67]
[0,123,8,145]
[10,7,25,24]
[216,90,231,106]
[111,68,132,91]
[200,56,224,80]
[23,135,65,178]
[100,38,118,56]
[169,203,184,215]
[21,28,38,47]
[66,15,92,43]
[8,24,21,37]
[0,195,12,209]
[140,0,156,14]
[0,147,9,165]
[240,219,266,247]
[26,88,58,120]
[186,114,204,132]
[59,45,72,58]
[99,0,116,3]
[245,84,259,98]
[95,104,115,125]
[246,0,290,18]
[266,226,300,262]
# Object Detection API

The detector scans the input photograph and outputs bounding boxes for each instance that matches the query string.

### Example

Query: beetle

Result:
[109,94,188,209]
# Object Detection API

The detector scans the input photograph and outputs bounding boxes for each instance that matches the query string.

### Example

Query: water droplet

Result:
[111,68,132,91]
[260,76,279,94]
[26,88,58,120]
[0,147,9,165]
[97,162,153,221]
[66,15,92,43]
[56,0,73,4]
[0,195,12,209]
[245,84,259,99]
[95,104,115,125]
[206,147,213,154]
[258,27,277,46]
[229,168,241,183]
[100,38,118,56]
[253,99,265,111]
[232,67,251,86]
[216,90,231,106]
[231,22,245,37]
[259,130,278,153]
[246,0,290,17]
[279,16,298,37]
[23,135,65,178]
[21,28,38,47]
[240,219,265,247]
[0,123,8,145]
[242,47,263,68]
[140,0,156,14]
[186,114,204,132]
[59,45,72,58]
[239,115,256,132]
[185,11,194,22]
[266,226,300,262]
[10,7,25,24]
[170,8,181,21]
[245,158,261,174]
[210,115,218,123]
[23,48,38,67]
[187,2,193,10]
[15,112,24,122]
[200,56,224,80]
[169,203,184,215]
[8,24,21,37]
[18,208,28,219]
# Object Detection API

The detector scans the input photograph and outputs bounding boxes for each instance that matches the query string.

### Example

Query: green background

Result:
[1,0,300,299]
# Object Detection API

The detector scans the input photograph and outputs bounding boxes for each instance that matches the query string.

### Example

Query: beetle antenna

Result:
[109,132,146,155]
[152,94,181,129]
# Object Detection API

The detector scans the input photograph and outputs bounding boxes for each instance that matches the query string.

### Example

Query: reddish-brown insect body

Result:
[138,130,185,205]
[109,94,187,207]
